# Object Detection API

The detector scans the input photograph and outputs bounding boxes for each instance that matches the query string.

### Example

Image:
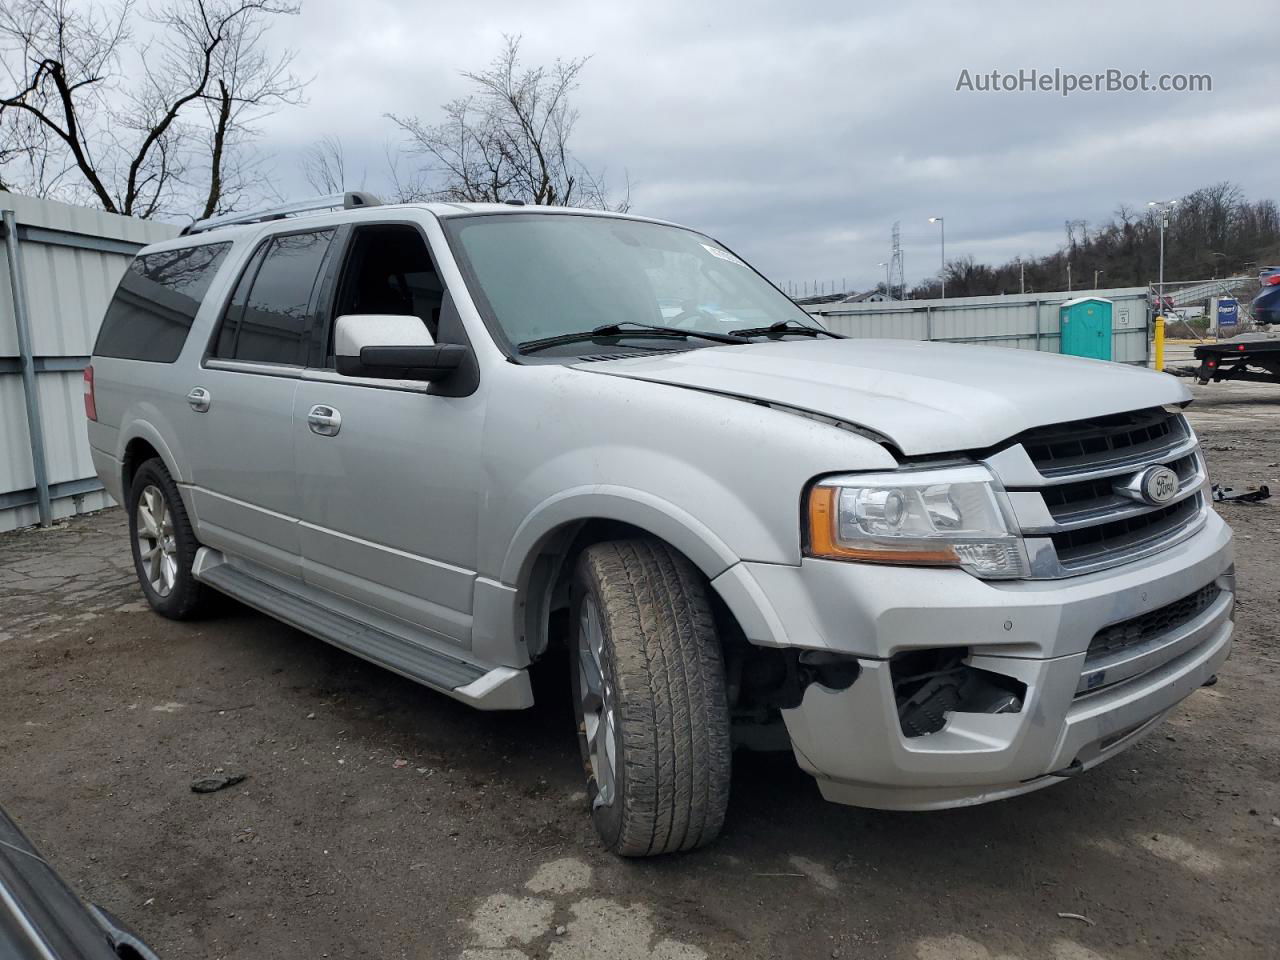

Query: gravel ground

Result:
[2,382,1278,960]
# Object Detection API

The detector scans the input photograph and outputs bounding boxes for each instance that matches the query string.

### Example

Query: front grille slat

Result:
[985,408,1209,579]
[1022,408,1187,478]
[1043,454,1199,519]
[1051,495,1203,569]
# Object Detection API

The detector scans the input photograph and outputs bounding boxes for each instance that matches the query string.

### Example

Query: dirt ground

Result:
[2,382,1278,960]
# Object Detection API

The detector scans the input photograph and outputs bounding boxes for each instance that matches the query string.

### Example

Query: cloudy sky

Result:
[260,0,1278,292]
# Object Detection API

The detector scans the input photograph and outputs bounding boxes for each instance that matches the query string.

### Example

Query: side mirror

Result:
[334,314,468,382]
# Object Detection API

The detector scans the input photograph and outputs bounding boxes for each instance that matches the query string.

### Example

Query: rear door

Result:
[183,227,337,578]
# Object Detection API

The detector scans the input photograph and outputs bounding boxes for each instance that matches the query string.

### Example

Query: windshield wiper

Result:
[728,320,845,339]
[517,321,749,355]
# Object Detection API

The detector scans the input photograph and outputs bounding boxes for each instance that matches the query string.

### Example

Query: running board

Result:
[193,549,533,710]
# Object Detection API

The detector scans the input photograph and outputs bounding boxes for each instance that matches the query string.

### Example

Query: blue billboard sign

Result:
[1218,298,1239,327]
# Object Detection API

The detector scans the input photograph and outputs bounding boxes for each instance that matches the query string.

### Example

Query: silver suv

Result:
[87,194,1235,855]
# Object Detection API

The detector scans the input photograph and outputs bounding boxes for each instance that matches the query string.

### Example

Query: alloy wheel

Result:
[577,594,618,809]
[135,484,178,597]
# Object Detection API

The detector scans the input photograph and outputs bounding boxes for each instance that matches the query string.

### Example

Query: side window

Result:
[331,225,442,362]
[214,229,334,365]
[94,242,232,362]
[214,242,267,358]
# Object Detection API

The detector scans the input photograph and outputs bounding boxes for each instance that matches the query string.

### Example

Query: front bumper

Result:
[713,512,1234,809]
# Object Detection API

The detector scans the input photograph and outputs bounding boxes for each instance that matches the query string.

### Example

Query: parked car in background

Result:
[86,194,1234,856]
[0,805,158,959]
[1253,266,1280,325]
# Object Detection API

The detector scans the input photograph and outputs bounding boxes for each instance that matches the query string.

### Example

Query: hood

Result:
[573,338,1190,455]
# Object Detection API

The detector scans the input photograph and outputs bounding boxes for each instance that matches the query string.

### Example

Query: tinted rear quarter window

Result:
[214,230,334,366]
[94,243,231,362]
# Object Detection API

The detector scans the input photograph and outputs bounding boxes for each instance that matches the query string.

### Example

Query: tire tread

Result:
[577,538,731,856]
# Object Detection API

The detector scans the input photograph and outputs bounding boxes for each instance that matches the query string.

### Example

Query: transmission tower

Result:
[888,222,906,300]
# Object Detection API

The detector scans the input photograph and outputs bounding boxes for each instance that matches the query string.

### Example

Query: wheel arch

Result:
[502,487,754,661]
[118,420,185,492]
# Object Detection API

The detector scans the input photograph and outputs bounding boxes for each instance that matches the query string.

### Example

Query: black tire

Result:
[127,458,208,619]
[570,538,731,856]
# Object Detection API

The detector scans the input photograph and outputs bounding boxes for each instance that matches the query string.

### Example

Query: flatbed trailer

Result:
[1194,338,1280,385]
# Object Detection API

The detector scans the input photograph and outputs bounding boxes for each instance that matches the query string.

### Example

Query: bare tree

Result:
[187,1,306,218]
[387,35,628,211]
[301,133,347,194]
[0,0,305,219]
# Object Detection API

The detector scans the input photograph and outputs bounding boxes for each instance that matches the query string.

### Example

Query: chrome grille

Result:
[1051,496,1202,571]
[983,408,1209,579]
[1040,454,1199,519]
[1022,408,1181,476]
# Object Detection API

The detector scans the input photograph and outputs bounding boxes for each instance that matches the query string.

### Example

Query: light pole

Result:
[1148,199,1177,311]
[1149,199,1177,371]
[878,261,890,298]
[1094,269,1103,289]
[928,217,945,298]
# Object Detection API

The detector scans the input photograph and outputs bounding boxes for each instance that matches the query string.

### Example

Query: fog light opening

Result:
[890,648,1027,738]
[797,650,862,692]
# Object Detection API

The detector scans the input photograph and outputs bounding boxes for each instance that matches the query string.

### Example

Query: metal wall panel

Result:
[1,191,178,531]
[807,287,1152,364]
[0,374,35,493]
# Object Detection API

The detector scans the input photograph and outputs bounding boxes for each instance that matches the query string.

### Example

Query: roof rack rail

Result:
[182,191,383,235]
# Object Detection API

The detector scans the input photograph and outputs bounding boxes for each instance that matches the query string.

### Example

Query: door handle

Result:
[307,404,342,437]
[187,386,211,413]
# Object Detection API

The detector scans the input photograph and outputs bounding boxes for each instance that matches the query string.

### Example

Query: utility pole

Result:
[929,216,945,298]
[889,222,905,301]
[1148,198,1178,372]
[1148,199,1177,312]
[1019,259,1025,294]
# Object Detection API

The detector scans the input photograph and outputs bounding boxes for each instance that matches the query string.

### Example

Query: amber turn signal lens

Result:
[805,486,959,565]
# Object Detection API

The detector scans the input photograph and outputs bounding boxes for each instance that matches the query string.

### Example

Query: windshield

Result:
[443,213,822,352]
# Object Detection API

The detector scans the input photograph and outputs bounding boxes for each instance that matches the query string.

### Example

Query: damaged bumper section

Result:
[713,512,1235,810]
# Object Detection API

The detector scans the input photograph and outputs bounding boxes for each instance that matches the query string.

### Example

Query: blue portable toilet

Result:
[1059,297,1113,360]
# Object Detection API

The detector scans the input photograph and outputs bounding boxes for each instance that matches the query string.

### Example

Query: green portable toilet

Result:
[1059,297,1113,360]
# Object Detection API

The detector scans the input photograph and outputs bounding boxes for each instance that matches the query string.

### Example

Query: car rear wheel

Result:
[570,538,731,856]
[127,458,207,619]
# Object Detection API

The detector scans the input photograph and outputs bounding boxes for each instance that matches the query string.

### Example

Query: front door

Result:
[291,222,485,647]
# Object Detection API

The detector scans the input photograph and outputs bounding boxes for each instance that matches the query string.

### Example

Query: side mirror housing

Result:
[334,314,468,382]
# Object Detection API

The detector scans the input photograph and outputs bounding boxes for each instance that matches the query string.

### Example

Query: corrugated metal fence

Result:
[1,191,177,532]
[805,287,1152,364]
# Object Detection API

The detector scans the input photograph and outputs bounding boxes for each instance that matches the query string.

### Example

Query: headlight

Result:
[805,465,1027,579]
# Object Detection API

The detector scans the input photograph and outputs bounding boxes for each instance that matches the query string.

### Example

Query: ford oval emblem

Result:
[1141,465,1179,505]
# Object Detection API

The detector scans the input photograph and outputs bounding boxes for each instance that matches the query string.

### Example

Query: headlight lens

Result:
[806,465,1027,578]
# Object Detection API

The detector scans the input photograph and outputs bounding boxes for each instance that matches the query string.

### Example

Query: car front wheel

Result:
[570,538,732,856]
